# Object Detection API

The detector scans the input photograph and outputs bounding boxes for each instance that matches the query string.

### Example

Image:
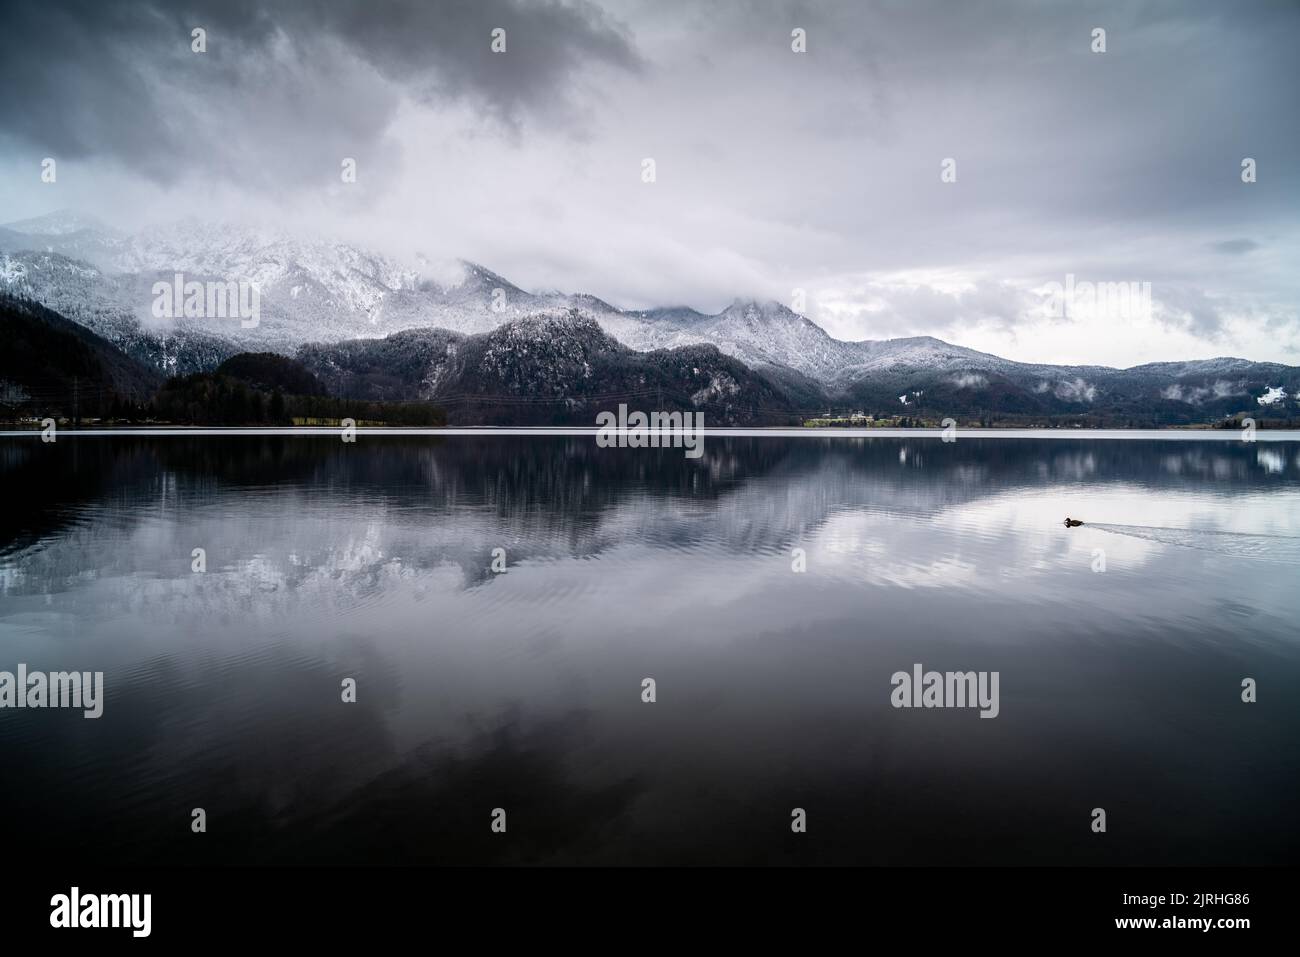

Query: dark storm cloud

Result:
[0,0,640,185]
[1210,239,1260,256]
[653,0,1300,252]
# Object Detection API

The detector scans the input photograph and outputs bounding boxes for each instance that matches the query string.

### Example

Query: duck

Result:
[1063,517,1084,528]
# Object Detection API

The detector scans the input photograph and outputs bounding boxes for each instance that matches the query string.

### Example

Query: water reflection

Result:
[1,436,1297,864]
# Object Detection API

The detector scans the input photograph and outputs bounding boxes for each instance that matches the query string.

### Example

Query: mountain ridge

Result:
[1,213,1296,424]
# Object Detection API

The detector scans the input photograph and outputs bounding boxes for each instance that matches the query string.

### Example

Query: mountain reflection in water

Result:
[1,435,1297,865]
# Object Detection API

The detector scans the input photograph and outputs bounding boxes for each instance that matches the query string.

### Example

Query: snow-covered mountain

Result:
[292,310,818,425]
[628,299,864,381]
[0,214,644,357]
[2,212,1296,421]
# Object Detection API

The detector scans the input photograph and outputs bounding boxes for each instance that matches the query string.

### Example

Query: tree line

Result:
[2,371,446,427]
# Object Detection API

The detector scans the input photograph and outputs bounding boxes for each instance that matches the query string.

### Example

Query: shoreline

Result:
[4,426,1300,441]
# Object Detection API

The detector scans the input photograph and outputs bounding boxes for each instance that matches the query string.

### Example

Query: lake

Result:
[1,432,1298,865]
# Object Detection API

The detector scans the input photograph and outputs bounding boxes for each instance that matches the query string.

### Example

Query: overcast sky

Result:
[2,0,1297,366]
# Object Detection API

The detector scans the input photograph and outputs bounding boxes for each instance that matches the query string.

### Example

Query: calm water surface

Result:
[1,434,1298,865]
